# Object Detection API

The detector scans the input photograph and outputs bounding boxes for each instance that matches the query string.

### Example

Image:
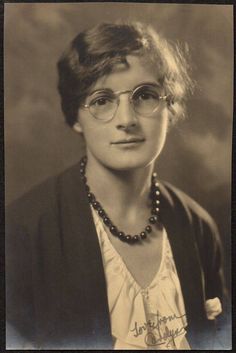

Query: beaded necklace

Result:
[79,156,162,244]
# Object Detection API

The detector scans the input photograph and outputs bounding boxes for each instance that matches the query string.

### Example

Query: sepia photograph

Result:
[4,3,232,350]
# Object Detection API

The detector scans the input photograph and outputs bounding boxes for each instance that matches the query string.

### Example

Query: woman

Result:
[6,22,225,350]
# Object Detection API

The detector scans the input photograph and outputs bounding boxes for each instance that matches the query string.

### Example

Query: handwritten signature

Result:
[130,312,186,347]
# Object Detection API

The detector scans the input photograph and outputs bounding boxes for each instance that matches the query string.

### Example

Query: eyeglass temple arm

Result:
[165,95,176,115]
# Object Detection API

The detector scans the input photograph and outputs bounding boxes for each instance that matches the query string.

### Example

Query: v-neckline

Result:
[92,207,167,291]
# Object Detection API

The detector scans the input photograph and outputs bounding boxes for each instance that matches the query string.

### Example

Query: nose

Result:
[114,95,138,130]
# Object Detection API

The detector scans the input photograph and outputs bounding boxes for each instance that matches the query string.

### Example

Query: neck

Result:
[84,154,155,218]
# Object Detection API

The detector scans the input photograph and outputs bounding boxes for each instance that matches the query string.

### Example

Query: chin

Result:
[102,154,157,172]
[87,146,162,173]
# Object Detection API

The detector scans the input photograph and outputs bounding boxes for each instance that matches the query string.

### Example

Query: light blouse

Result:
[92,208,191,350]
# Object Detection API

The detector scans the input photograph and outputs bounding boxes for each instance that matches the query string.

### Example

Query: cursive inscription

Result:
[145,326,186,347]
[130,312,186,348]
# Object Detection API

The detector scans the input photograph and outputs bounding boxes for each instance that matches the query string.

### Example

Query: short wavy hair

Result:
[57,22,194,126]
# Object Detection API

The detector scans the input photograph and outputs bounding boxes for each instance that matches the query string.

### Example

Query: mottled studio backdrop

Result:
[5,4,233,288]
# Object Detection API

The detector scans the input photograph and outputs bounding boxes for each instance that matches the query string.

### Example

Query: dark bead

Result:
[80,161,85,168]
[149,216,158,224]
[103,217,110,226]
[152,172,158,179]
[145,225,152,233]
[92,201,100,210]
[118,232,125,240]
[152,208,159,215]
[133,235,139,242]
[98,209,105,217]
[125,235,132,242]
[80,168,85,175]
[87,193,94,202]
[140,231,147,239]
[85,185,90,192]
[110,225,118,236]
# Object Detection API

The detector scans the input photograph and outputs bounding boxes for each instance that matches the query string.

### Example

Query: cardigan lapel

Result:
[57,163,112,348]
[159,182,207,329]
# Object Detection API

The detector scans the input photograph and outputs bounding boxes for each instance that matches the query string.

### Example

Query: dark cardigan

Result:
[6,162,225,349]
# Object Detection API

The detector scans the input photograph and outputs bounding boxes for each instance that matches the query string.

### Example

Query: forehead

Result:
[90,55,160,93]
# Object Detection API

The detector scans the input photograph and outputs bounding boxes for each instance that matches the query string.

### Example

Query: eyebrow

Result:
[87,81,162,97]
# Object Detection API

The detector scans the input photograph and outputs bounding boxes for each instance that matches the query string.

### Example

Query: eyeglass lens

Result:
[87,85,162,121]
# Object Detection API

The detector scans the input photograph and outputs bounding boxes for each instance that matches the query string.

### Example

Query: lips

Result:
[111,137,145,145]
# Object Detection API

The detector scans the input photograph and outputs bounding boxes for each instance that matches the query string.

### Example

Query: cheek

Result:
[81,122,109,150]
[78,113,98,138]
[145,113,168,141]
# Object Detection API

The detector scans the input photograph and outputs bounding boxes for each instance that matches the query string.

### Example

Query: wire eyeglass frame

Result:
[80,83,172,122]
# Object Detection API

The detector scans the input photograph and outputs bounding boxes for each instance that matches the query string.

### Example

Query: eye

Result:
[133,87,160,101]
[139,92,156,100]
[89,94,114,107]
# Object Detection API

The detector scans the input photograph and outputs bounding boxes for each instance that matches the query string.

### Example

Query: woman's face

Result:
[74,55,169,171]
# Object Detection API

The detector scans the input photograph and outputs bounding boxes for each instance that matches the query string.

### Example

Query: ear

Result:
[73,121,83,134]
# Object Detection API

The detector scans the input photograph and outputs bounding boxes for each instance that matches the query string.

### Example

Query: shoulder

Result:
[159,180,220,239]
[159,180,217,226]
[6,162,82,228]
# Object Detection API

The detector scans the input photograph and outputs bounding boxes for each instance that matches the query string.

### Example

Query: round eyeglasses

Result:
[80,83,170,122]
